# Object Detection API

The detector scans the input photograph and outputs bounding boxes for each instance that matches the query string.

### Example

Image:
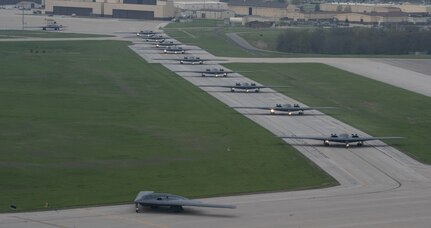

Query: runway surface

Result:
[1,9,431,228]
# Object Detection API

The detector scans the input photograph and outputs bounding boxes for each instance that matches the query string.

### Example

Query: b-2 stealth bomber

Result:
[233,103,336,115]
[134,191,236,213]
[199,82,288,93]
[281,133,403,148]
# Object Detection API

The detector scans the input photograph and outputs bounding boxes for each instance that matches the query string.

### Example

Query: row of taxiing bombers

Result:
[137,30,200,54]
[133,30,403,214]
[138,30,404,148]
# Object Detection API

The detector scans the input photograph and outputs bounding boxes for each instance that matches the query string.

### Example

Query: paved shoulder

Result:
[226,33,261,51]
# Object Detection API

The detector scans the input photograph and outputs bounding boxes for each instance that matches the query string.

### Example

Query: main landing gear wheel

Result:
[135,204,141,213]
[170,206,184,213]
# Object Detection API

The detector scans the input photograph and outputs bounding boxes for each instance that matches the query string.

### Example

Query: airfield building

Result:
[1,0,42,4]
[334,12,409,24]
[45,0,175,19]
[225,1,429,25]
[227,0,288,18]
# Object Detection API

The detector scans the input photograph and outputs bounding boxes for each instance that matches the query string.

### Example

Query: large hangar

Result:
[45,0,174,19]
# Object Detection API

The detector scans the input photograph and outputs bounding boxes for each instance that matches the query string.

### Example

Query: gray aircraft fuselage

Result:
[134,191,236,213]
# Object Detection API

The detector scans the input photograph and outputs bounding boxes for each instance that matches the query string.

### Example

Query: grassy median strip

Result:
[225,63,431,164]
[0,41,335,212]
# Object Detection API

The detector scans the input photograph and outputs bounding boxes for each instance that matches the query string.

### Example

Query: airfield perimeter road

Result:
[1,9,431,228]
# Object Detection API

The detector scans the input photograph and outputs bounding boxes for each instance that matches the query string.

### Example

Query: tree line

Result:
[276,27,431,55]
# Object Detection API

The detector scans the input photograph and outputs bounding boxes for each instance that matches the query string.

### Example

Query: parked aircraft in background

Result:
[176,68,236,77]
[40,24,64,30]
[177,56,215,64]
[136,30,161,37]
[155,56,223,64]
[280,133,403,148]
[134,191,236,213]
[142,34,168,42]
[163,45,201,54]
[199,82,288,93]
[155,41,181,48]
[25,20,64,31]
[232,103,336,115]
[164,46,186,54]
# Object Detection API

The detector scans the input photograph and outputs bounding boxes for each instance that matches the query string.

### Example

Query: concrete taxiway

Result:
[1,10,431,228]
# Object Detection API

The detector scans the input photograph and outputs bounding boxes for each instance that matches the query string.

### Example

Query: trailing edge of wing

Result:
[143,199,236,209]
[231,106,271,110]
[174,70,235,73]
[232,107,329,111]
[280,136,327,141]
[198,85,231,88]
[152,58,222,61]
[359,137,404,141]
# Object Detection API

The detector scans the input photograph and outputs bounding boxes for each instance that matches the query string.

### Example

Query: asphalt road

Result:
[1,9,431,228]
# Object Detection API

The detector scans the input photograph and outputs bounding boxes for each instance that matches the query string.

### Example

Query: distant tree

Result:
[276,27,431,55]
[310,29,324,52]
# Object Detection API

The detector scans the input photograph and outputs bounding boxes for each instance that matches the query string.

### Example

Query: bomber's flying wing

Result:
[164,47,201,50]
[199,85,288,89]
[349,136,404,142]
[24,25,66,30]
[232,105,336,114]
[198,85,237,88]
[174,70,250,73]
[153,58,226,62]
[134,191,236,211]
[232,106,316,110]
[175,70,233,73]
[139,199,236,209]
[281,136,331,141]
[281,135,403,144]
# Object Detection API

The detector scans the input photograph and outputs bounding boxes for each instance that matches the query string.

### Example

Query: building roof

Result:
[227,0,288,9]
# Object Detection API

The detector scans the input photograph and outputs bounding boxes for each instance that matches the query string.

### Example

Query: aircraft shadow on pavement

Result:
[138,207,237,218]
[180,75,234,78]
[241,113,328,117]
[168,63,216,65]
[206,91,278,94]
[286,143,392,148]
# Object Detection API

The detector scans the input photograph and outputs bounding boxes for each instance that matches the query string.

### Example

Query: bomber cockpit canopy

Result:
[339,133,349,138]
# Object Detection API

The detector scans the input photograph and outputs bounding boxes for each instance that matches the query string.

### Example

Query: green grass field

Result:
[164,21,286,57]
[225,63,431,163]
[0,30,109,39]
[236,30,282,51]
[164,27,262,57]
[0,41,335,212]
